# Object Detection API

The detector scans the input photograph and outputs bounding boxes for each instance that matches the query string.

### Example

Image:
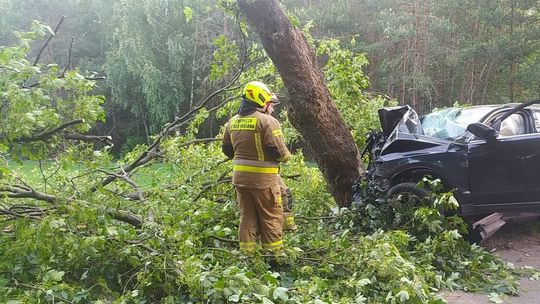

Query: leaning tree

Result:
[237,0,363,206]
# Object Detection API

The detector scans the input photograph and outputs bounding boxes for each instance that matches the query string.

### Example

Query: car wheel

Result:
[388,182,482,243]
[385,182,432,227]
[387,182,430,200]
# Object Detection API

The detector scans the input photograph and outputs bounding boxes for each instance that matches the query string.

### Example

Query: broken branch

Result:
[33,16,66,66]
[20,119,84,142]
[0,183,143,228]
[0,185,57,204]
[193,171,232,202]
[97,169,144,201]
[110,211,143,228]
[61,37,75,77]
[64,133,113,145]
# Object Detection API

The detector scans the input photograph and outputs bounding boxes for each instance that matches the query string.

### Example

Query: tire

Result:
[387,182,430,200]
[388,182,483,243]
[384,182,432,227]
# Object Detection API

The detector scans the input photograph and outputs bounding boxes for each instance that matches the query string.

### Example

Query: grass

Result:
[7,160,176,190]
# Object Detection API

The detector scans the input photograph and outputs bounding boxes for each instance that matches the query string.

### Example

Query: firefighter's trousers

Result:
[236,185,283,252]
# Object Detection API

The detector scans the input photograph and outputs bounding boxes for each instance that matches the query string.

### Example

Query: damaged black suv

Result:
[364,99,540,217]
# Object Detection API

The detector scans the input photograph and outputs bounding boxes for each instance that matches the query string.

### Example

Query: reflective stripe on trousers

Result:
[239,241,256,252]
[262,239,283,250]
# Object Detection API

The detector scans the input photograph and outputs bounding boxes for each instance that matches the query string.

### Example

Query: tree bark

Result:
[237,0,362,206]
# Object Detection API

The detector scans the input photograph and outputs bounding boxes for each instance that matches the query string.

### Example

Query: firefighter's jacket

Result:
[223,109,291,188]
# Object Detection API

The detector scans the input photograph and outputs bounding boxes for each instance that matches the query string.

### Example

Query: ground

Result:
[443,222,540,303]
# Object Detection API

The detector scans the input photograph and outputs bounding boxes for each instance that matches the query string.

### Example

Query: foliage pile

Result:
[1,144,537,303]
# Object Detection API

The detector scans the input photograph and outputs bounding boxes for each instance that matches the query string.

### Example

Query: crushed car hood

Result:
[368,105,445,159]
[378,105,423,138]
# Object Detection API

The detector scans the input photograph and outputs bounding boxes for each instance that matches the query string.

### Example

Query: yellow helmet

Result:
[243,81,273,107]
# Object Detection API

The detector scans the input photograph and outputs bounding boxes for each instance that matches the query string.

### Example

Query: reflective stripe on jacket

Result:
[223,110,291,189]
[233,159,279,174]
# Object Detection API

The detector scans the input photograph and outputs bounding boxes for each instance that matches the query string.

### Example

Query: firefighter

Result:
[222,81,292,253]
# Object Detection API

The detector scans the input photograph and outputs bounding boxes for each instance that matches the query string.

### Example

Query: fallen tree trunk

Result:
[238,0,363,206]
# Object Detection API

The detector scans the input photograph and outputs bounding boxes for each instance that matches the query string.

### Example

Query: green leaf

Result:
[262,297,275,304]
[396,290,409,302]
[228,294,240,302]
[272,287,289,301]
[44,269,65,282]
[183,6,193,22]
[80,270,90,280]
[0,165,9,177]
[488,293,504,303]
[43,25,55,36]
[106,226,118,236]
[356,278,371,287]
[448,195,459,208]
[355,293,367,304]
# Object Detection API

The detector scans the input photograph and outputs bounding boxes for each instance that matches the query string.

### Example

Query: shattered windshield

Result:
[421,107,495,140]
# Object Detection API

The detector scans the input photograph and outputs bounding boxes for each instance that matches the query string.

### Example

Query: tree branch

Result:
[204,93,242,117]
[0,204,53,221]
[85,76,106,81]
[193,171,232,202]
[64,133,113,145]
[20,119,84,142]
[33,16,66,66]
[0,185,57,204]
[24,76,106,89]
[109,211,143,228]
[0,184,143,228]
[297,215,336,221]
[61,36,75,77]
[97,169,144,201]
[0,207,40,220]
[12,279,75,303]
[179,137,222,147]
[209,235,238,243]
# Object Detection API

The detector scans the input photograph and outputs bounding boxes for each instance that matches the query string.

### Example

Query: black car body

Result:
[364,99,540,216]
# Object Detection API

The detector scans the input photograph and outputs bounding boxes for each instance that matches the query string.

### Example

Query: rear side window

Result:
[499,114,526,136]
[534,111,540,132]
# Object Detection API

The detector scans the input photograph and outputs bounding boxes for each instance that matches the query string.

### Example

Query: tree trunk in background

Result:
[509,0,516,103]
[412,1,418,111]
[238,0,363,206]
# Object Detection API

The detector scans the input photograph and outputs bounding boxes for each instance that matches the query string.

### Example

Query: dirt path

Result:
[443,223,540,303]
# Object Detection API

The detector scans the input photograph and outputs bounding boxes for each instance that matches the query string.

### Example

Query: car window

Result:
[533,111,540,132]
[499,113,526,136]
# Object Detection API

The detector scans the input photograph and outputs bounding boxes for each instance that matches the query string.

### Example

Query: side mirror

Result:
[467,122,498,140]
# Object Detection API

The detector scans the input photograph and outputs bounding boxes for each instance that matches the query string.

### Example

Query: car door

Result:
[467,111,540,212]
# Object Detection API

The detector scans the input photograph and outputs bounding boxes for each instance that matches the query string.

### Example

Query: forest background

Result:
[1,0,540,303]
[3,0,539,154]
